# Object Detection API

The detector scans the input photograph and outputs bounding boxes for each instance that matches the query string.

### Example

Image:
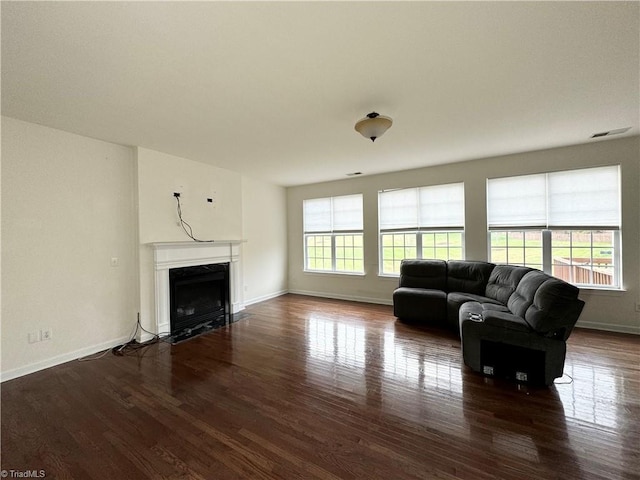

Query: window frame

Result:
[379,229,465,276]
[486,166,622,290]
[303,194,364,275]
[378,182,466,276]
[488,229,621,289]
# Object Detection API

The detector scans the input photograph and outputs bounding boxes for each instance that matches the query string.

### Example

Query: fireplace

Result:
[149,241,244,340]
[169,263,229,338]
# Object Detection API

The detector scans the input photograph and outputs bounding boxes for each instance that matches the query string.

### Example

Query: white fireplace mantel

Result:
[149,240,245,335]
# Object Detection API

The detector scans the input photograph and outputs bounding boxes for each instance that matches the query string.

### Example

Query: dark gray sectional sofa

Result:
[392,259,585,385]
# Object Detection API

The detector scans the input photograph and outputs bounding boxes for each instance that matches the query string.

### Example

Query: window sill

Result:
[577,286,627,296]
[378,273,400,280]
[303,270,366,278]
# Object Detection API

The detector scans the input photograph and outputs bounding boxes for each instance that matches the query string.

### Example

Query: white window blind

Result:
[303,194,363,233]
[487,166,620,229]
[379,182,464,230]
[487,174,547,228]
[378,188,418,230]
[548,166,621,228]
[418,183,465,228]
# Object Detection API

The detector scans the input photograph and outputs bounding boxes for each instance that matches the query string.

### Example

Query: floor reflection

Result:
[383,329,463,394]
[307,315,463,394]
[556,363,619,429]
[307,315,366,367]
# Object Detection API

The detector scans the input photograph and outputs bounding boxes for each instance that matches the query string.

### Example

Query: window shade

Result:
[418,183,465,228]
[332,194,364,231]
[379,182,464,230]
[378,188,419,230]
[487,174,547,228]
[548,166,620,228]
[487,165,621,230]
[303,194,363,233]
[303,198,332,232]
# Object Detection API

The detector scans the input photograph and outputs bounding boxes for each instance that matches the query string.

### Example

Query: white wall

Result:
[241,176,288,305]
[1,122,290,380]
[135,148,289,333]
[287,136,640,334]
[1,117,138,380]
[137,147,243,244]
[136,147,245,335]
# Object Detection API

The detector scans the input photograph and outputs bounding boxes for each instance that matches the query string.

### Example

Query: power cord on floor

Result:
[77,317,170,362]
[111,317,170,357]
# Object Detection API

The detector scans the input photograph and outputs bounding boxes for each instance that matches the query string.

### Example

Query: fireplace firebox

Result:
[169,262,230,340]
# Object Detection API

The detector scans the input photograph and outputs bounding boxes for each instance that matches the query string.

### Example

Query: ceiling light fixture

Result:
[355,112,392,142]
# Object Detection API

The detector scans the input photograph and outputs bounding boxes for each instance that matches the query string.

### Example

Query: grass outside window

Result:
[489,230,619,288]
[381,230,464,275]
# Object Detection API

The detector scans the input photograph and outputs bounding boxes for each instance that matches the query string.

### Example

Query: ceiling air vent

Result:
[590,127,631,138]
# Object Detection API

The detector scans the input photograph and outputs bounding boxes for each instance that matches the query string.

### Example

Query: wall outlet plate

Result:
[41,329,52,341]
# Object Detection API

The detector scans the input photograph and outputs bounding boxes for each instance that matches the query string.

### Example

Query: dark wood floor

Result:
[2,294,639,479]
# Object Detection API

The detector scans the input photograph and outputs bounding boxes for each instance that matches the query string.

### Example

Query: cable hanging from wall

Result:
[174,193,214,243]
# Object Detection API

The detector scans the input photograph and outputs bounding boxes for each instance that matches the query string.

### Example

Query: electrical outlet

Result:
[28,331,40,344]
[110,257,119,267]
[41,329,52,341]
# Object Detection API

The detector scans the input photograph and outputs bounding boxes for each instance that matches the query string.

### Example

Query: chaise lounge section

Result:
[393,259,585,385]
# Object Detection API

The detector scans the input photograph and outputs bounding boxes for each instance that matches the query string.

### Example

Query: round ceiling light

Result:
[355,112,393,142]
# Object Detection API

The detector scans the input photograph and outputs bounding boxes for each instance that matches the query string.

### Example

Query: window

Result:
[487,166,621,288]
[303,194,364,273]
[379,183,465,275]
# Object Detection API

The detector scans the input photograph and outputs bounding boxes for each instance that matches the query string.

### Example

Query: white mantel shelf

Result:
[150,240,245,248]
[148,240,245,334]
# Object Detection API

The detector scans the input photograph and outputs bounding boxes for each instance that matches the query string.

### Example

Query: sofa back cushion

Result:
[524,278,584,338]
[485,265,533,304]
[446,261,495,295]
[399,259,447,290]
[507,270,549,318]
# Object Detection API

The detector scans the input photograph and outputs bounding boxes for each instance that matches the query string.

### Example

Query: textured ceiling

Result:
[2,1,638,186]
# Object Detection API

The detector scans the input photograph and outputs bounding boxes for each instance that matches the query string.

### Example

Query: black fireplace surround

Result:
[169,263,230,338]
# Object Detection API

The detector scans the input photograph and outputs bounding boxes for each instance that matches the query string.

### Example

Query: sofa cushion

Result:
[524,278,584,338]
[482,310,532,333]
[399,259,447,290]
[446,261,495,295]
[479,303,511,313]
[485,265,533,304]
[446,292,502,328]
[459,301,514,331]
[507,270,550,318]
[393,287,447,322]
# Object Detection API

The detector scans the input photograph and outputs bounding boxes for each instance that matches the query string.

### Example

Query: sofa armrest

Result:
[482,311,532,333]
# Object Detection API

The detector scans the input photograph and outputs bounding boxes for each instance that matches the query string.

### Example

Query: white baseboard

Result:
[288,289,393,306]
[0,335,131,383]
[576,321,640,335]
[244,289,289,307]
